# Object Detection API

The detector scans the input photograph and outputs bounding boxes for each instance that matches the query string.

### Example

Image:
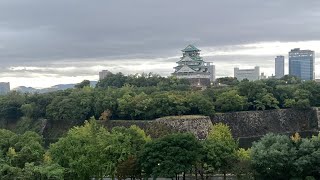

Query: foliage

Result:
[253,93,279,110]
[1,74,319,126]
[1,122,320,179]
[74,80,91,89]
[49,119,112,179]
[116,155,141,180]
[49,119,149,179]
[251,133,294,179]
[216,77,239,86]
[99,109,112,121]
[203,123,238,178]
[0,91,25,121]
[140,133,202,178]
[233,148,253,180]
[96,72,190,90]
[0,129,59,179]
[215,90,247,112]
[250,133,320,179]
[46,88,94,123]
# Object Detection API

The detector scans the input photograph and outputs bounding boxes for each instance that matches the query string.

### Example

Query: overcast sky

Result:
[0,0,320,88]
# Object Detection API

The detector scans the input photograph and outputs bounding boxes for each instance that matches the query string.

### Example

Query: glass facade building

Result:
[289,48,315,80]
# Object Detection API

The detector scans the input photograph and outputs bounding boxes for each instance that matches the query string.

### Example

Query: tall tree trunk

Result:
[183,172,185,180]
[223,172,226,180]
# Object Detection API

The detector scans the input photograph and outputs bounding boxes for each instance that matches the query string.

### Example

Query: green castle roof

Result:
[181,44,200,52]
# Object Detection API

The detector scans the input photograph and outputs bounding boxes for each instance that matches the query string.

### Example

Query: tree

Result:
[116,155,141,180]
[49,120,150,179]
[251,133,295,179]
[99,109,112,121]
[284,89,312,109]
[232,148,253,180]
[273,84,296,108]
[49,119,111,179]
[9,131,45,168]
[0,91,25,122]
[280,75,301,84]
[292,134,320,178]
[20,103,36,118]
[216,77,239,86]
[96,72,127,88]
[23,162,65,180]
[253,93,279,110]
[215,90,247,112]
[238,81,271,110]
[203,123,238,180]
[46,88,94,123]
[0,129,15,154]
[0,130,58,179]
[298,81,320,106]
[140,133,202,179]
[188,92,215,116]
[75,80,91,89]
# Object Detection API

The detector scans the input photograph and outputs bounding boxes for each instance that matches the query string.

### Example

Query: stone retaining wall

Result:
[155,115,212,139]
[211,108,319,138]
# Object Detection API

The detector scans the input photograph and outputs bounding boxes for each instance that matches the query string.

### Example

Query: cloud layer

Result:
[0,0,320,88]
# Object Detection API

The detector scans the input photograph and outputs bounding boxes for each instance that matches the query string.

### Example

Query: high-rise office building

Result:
[0,82,10,95]
[275,56,285,78]
[289,48,315,80]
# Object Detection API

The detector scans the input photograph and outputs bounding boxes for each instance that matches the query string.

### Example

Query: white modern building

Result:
[275,56,285,78]
[0,82,10,95]
[99,70,112,80]
[234,66,260,81]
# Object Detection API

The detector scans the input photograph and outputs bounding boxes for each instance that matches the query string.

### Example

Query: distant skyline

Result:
[0,0,320,88]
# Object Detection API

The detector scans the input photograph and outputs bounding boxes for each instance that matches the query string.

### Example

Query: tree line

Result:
[0,73,320,126]
[0,120,319,179]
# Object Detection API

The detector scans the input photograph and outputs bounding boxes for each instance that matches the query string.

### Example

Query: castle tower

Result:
[172,45,215,87]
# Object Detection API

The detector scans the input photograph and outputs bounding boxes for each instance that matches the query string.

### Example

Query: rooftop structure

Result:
[172,45,215,87]
[289,48,315,80]
[234,66,260,81]
[260,72,267,80]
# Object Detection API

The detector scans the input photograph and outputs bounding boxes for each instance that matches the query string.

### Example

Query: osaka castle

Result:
[172,45,215,87]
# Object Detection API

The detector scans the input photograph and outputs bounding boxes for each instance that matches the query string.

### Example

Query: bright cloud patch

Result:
[1,41,319,88]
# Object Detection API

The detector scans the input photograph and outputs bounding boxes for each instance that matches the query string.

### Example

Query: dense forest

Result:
[1,121,319,179]
[1,73,320,128]
[1,73,320,179]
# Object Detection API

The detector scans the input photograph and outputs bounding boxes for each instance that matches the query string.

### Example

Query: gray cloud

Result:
[0,0,320,87]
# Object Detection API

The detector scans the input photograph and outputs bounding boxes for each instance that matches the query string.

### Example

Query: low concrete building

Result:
[234,66,260,81]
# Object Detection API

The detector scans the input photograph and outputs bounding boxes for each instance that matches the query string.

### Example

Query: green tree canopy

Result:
[203,123,238,179]
[140,133,202,179]
[215,90,247,112]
